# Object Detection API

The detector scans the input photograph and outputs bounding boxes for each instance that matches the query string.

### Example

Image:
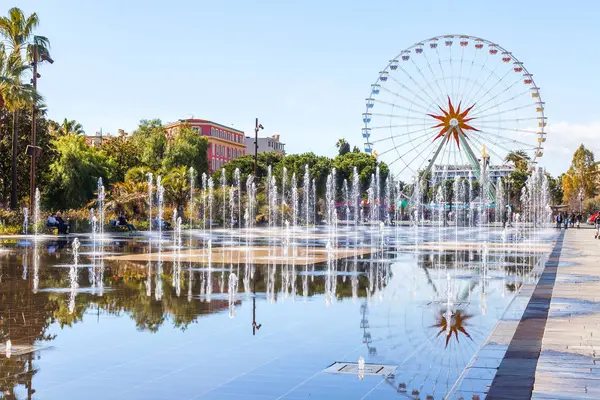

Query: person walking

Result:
[595,212,600,239]
[556,213,563,229]
[570,212,575,228]
[564,213,569,230]
[576,213,582,228]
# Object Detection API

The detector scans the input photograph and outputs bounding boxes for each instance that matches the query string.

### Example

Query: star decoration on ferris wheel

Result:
[427,97,480,148]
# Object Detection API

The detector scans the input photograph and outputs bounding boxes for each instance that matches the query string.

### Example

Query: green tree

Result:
[99,137,141,183]
[0,106,52,206]
[131,119,167,171]
[49,118,84,136]
[44,134,110,209]
[562,144,598,206]
[332,151,388,194]
[109,167,150,217]
[336,138,350,156]
[162,123,208,179]
[547,173,563,206]
[504,150,530,172]
[505,169,529,210]
[162,166,190,216]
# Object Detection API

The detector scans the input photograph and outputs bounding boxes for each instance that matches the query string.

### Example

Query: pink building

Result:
[165,119,246,173]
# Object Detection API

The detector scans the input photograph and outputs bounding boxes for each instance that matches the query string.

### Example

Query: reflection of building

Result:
[84,129,128,147]
[431,164,515,185]
[244,134,286,155]
[165,119,246,172]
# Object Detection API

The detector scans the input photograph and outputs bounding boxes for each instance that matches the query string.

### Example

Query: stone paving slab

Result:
[532,228,600,400]
[449,228,600,400]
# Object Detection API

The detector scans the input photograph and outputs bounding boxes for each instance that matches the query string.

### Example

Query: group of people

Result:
[555,211,600,239]
[555,212,582,229]
[46,212,70,234]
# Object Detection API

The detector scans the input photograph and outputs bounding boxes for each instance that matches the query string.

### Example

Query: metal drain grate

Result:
[324,362,397,376]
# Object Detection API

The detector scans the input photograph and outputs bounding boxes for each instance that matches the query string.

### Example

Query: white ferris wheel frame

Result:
[362,34,546,183]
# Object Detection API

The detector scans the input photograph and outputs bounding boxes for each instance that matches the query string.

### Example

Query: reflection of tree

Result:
[431,309,473,348]
[0,251,59,398]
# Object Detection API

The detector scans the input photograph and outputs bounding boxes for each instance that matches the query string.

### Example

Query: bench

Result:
[109,220,132,232]
[46,222,70,234]
[151,221,171,231]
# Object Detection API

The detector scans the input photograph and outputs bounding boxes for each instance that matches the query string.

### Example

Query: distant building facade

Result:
[165,119,246,172]
[84,129,127,147]
[431,164,515,185]
[244,134,286,155]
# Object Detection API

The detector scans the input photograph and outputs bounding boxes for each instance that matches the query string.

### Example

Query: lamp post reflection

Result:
[252,277,261,335]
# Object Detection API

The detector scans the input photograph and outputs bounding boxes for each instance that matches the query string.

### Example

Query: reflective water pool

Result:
[0,226,556,399]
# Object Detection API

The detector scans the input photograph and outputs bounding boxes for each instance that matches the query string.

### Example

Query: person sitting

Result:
[47,214,58,228]
[154,216,171,230]
[117,214,137,231]
[55,212,70,234]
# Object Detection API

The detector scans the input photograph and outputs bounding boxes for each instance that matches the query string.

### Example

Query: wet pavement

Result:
[0,226,556,399]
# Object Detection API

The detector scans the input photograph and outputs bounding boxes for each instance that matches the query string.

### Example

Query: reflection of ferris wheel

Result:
[362,34,546,182]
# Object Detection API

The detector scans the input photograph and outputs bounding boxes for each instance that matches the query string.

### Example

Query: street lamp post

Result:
[28,47,53,210]
[253,118,264,177]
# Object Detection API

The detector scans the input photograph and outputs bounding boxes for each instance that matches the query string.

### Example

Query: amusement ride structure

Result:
[362,34,546,194]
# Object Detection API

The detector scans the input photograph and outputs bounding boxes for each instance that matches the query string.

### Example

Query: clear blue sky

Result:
[11,0,600,176]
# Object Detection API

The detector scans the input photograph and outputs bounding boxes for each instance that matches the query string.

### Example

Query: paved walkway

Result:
[450,227,600,400]
[531,227,600,399]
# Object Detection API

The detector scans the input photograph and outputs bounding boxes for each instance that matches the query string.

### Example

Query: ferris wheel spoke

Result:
[392,136,440,175]
[470,132,537,156]
[457,46,465,101]
[459,45,485,104]
[464,64,510,109]
[448,42,455,100]
[379,86,431,113]
[395,64,444,109]
[378,130,435,157]
[462,58,491,106]
[371,112,427,121]
[371,127,432,144]
[463,58,503,108]
[470,93,536,119]
[468,71,520,113]
[435,48,451,100]
[369,123,432,130]
[371,97,430,115]
[473,130,538,149]
[466,132,520,162]
[421,51,447,103]
[387,75,434,112]
[474,117,540,124]
[470,125,539,135]
[398,139,444,177]
[409,55,446,107]
[470,77,526,114]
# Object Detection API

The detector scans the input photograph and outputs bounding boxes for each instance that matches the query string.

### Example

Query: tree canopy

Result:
[562,144,598,206]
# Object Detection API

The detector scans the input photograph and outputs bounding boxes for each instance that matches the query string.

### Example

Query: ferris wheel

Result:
[362,34,546,183]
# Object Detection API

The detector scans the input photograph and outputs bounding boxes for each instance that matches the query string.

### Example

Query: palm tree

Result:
[504,150,530,172]
[0,7,50,209]
[335,138,350,156]
[0,8,50,62]
[49,118,85,136]
[0,44,40,208]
